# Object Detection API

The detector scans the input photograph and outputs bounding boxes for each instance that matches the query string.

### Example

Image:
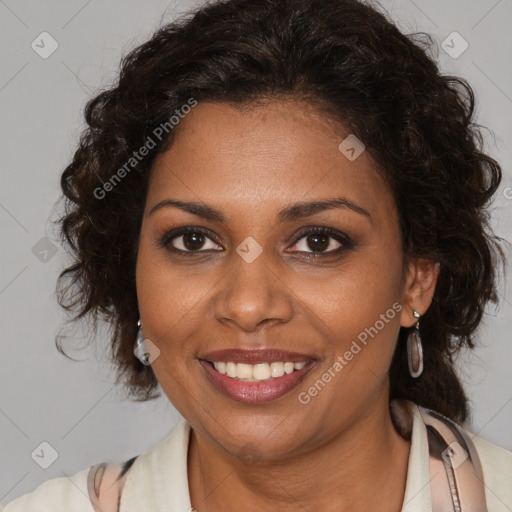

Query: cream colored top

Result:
[2,400,511,511]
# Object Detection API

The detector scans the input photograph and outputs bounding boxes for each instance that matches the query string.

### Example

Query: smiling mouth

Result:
[205,360,310,381]
[199,357,317,403]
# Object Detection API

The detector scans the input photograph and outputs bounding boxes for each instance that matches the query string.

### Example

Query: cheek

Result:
[294,247,404,395]
[294,284,402,429]
[298,248,403,344]
[135,233,210,364]
[135,242,203,415]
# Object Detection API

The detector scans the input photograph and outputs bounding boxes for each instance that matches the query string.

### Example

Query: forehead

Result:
[147,100,393,219]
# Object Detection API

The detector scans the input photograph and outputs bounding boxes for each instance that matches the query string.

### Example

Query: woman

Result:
[3,0,511,510]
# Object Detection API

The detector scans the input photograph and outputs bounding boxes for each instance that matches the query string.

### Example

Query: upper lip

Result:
[200,348,315,364]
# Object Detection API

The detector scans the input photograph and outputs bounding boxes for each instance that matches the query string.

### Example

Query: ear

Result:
[400,258,440,328]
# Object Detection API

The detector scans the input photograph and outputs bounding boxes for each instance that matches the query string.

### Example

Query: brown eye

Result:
[182,232,206,250]
[289,227,347,254]
[160,227,223,254]
[305,233,331,252]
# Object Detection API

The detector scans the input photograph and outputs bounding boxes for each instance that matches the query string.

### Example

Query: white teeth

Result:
[253,363,271,380]
[210,360,309,381]
[270,362,285,377]
[226,362,237,378]
[236,363,253,379]
[284,362,294,374]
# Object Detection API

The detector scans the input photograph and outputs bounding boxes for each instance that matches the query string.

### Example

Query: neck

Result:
[187,394,411,512]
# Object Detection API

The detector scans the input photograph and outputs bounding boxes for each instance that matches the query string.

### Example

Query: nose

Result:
[212,248,294,333]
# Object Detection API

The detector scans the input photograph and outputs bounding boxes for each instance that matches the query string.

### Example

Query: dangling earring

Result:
[407,310,423,378]
[133,319,150,365]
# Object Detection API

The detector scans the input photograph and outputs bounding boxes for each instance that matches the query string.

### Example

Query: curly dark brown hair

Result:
[54,0,505,424]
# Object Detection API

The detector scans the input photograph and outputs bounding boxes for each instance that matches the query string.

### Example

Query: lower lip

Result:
[199,360,316,404]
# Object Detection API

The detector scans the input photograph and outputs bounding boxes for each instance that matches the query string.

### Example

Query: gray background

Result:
[1,0,511,504]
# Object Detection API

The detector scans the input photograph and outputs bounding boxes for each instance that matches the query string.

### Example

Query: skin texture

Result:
[135,100,440,511]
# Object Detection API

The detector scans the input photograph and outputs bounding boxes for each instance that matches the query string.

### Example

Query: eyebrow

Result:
[148,196,371,223]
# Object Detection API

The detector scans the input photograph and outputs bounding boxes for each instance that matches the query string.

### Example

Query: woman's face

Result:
[136,100,423,459]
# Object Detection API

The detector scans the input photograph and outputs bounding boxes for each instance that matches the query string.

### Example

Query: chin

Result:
[202,414,309,461]
[222,436,301,462]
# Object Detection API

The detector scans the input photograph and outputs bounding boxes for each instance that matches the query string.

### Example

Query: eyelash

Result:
[157,226,354,258]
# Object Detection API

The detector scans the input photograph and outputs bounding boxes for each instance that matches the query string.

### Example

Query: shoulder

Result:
[2,466,93,512]
[471,433,512,510]
[1,456,138,512]
[396,399,512,511]
[1,420,189,512]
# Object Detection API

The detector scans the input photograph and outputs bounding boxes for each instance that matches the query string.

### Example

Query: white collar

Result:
[120,399,433,511]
